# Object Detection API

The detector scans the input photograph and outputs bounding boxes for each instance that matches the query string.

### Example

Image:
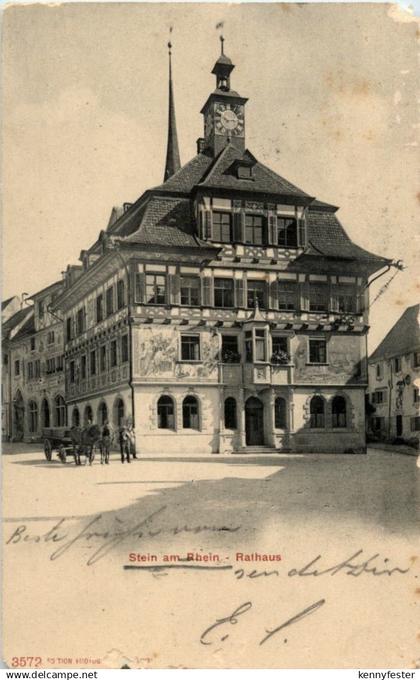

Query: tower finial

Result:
[220,34,225,55]
[163,32,181,182]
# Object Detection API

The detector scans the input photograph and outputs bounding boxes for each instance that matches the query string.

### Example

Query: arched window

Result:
[310,396,325,428]
[84,404,93,426]
[72,407,80,427]
[182,396,199,430]
[114,398,125,428]
[157,395,175,429]
[98,402,108,425]
[55,395,67,427]
[117,280,126,310]
[332,396,347,428]
[28,401,38,433]
[41,398,50,428]
[275,397,287,429]
[224,397,237,429]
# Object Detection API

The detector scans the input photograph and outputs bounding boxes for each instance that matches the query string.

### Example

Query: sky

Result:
[2,2,419,352]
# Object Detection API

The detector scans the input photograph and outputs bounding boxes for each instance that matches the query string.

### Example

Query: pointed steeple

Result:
[163,40,181,182]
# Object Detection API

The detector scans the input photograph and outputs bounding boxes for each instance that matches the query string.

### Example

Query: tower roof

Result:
[163,42,181,182]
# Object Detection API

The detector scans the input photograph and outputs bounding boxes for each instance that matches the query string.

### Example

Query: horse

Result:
[99,430,114,465]
[70,425,101,465]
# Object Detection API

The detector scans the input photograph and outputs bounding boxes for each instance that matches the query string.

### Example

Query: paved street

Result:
[3,443,419,669]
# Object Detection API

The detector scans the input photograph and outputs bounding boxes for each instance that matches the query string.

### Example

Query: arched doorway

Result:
[41,398,50,429]
[72,407,80,427]
[245,396,264,446]
[114,398,125,428]
[84,404,93,425]
[98,401,108,426]
[13,390,25,441]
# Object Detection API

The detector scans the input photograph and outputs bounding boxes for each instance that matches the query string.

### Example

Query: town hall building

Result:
[47,41,392,454]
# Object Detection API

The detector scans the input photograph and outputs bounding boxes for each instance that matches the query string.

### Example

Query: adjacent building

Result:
[47,43,392,454]
[368,304,420,441]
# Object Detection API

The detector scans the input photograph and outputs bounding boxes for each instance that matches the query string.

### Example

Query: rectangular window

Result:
[66,317,72,342]
[245,214,264,245]
[47,331,55,345]
[46,358,54,374]
[272,336,289,363]
[96,294,104,322]
[146,274,166,305]
[100,345,107,372]
[221,335,240,363]
[121,334,129,363]
[76,308,86,335]
[247,280,266,309]
[255,328,266,362]
[414,351,420,368]
[394,357,402,373]
[90,350,96,376]
[117,281,125,310]
[34,360,41,378]
[28,362,34,379]
[69,360,75,383]
[336,286,358,314]
[81,355,87,380]
[14,360,20,376]
[413,388,419,404]
[277,217,298,247]
[30,337,36,351]
[245,331,253,363]
[376,363,383,380]
[411,416,420,432]
[214,278,234,308]
[278,282,297,311]
[56,356,64,372]
[106,287,114,316]
[181,335,200,361]
[180,276,200,306]
[212,212,232,243]
[372,389,387,404]
[309,338,327,364]
[309,284,330,313]
[110,339,118,367]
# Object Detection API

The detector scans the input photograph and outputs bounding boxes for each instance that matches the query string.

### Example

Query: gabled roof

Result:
[2,306,34,342]
[2,296,18,311]
[369,304,420,362]
[125,196,218,250]
[151,145,311,200]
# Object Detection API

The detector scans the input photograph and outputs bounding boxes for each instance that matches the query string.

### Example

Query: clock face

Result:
[214,103,244,137]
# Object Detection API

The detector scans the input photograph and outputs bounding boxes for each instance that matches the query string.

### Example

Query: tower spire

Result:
[163,39,181,182]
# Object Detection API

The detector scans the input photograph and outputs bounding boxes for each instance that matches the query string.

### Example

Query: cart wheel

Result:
[44,439,52,461]
[58,445,67,464]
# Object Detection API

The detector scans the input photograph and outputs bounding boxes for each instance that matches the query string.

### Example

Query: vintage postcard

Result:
[2,2,419,670]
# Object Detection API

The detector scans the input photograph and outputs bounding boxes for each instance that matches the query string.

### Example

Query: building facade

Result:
[7,281,65,442]
[49,45,391,454]
[368,304,420,442]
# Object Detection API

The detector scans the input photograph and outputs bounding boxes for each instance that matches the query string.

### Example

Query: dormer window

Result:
[237,165,253,180]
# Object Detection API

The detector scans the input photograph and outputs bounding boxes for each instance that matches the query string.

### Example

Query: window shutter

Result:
[135,272,146,303]
[268,212,277,245]
[300,281,310,312]
[170,274,180,304]
[233,212,242,242]
[235,279,244,308]
[270,279,278,310]
[202,277,213,306]
[298,216,306,248]
[204,211,212,240]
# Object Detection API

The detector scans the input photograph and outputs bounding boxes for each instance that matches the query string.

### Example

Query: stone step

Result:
[233,446,291,455]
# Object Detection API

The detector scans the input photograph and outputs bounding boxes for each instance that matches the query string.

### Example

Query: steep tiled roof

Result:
[152,153,214,194]
[369,304,420,361]
[2,307,34,341]
[125,196,217,250]
[305,208,389,263]
[152,145,310,199]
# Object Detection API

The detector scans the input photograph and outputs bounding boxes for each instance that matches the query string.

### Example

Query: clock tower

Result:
[200,38,248,157]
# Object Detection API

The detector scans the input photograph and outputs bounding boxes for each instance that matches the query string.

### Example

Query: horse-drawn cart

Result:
[43,427,76,463]
[43,425,101,465]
